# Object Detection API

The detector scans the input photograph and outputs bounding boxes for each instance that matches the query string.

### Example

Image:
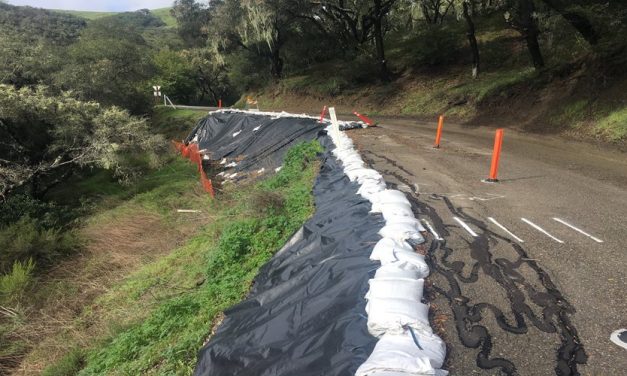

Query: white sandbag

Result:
[357,179,387,200]
[371,189,411,206]
[375,202,414,217]
[340,154,364,165]
[357,372,448,376]
[346,168,383,182]
[370,238,414,262]
[393,251,429,277]
[379,223,425,244]
[366,278,424,302]
[385,216,427,232]
[355,331,448,376]
[374,262,422,280]
[356,174,385,186]
[367,297,432,337]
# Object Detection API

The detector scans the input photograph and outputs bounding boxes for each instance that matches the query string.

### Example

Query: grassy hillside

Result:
[1,107,323,375]
[49,9,116,19]
[150,7,176,27]
[244,15,627,144]
[51,7,175,26]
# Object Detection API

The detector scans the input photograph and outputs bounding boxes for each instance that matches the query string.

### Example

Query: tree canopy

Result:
[0,85,164,200]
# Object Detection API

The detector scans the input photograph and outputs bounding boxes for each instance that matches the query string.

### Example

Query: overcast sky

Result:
[8,0,174,12]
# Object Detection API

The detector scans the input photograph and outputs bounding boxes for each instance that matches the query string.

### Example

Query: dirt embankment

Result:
[246,62,627,148]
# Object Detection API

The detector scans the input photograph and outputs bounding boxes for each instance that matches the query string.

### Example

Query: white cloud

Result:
[8,0,174,12]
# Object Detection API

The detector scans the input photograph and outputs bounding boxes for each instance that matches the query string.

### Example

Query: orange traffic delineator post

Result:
[319,105,327,122]
[353,110,375,126]
[486,128,504,182]
[434,115,444,148]
[218,99,222,109]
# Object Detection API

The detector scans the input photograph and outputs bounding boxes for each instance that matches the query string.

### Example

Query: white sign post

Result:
[152,85,162,106]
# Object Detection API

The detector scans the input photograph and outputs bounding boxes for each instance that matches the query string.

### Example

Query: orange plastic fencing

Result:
[172,140,215,197]
[200,169,215,197]
[187,143,202,171]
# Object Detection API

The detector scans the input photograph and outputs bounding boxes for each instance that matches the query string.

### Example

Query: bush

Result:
[0,217,81,274]
[0,259,35,306]
[226,49,271,93]
[401,25,462,67]
[0,194,79,229]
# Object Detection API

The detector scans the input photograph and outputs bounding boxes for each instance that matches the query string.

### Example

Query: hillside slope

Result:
[239,13,627,145]
[50,7,175,26]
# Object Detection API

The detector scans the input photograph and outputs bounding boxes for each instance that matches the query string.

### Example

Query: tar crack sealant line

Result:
[324,123,448,375]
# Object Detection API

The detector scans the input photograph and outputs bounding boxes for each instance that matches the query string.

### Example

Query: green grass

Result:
[597,106,627,141]
[49,9,116,19]
[152,106,207,140]
[550,99,589,129]
[49,7,174,26]
[0,107,211,373]
[150,8,176,27]
[42,140,323,375]
[41,348,86,376]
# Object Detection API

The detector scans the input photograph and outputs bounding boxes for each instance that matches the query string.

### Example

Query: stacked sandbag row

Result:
[327,126,448,376]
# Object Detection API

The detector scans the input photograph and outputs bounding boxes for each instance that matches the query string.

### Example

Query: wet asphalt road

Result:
[346,118,627,376]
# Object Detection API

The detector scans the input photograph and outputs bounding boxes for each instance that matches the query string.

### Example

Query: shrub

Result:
[0,217,81,274]
[0,259,35,306]
[0,194,80,229]
[403,25,462,67]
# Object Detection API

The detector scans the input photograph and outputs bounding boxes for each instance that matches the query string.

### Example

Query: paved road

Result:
[346,118,627,375]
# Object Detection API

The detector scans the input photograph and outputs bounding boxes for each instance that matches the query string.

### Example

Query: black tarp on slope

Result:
[193,130,384,375]
[186,111,326,172]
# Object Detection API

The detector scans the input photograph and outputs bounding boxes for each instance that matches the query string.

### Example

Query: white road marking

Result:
[453,217,479,237]
[488,217,524,243]
[447,193,506,201]
[421,219,443,241]
[521,218,564,244]
[553,218,604,243]
[468,194,506,202]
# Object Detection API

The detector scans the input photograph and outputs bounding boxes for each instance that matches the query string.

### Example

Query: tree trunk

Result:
[374,0,391,82]
[539,0,598,45]
[269,46,283,79]
[519,0,545,69]
[462,1,480,78]
[525,31,544,69]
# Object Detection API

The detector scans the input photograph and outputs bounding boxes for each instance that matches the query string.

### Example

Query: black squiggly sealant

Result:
[361,150,587,376]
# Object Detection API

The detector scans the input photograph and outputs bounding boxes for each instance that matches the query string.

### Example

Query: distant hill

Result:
[50,7,176,27]
[150,8,176,27]
[0,3,87,44]
[48,9,116,20]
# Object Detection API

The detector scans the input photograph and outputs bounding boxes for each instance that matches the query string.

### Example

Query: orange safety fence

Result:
[172,140,215,197]
[200,169,215,197]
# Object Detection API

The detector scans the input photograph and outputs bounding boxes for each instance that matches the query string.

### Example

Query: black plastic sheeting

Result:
[192,123,385,375]
[185,111,325,172]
